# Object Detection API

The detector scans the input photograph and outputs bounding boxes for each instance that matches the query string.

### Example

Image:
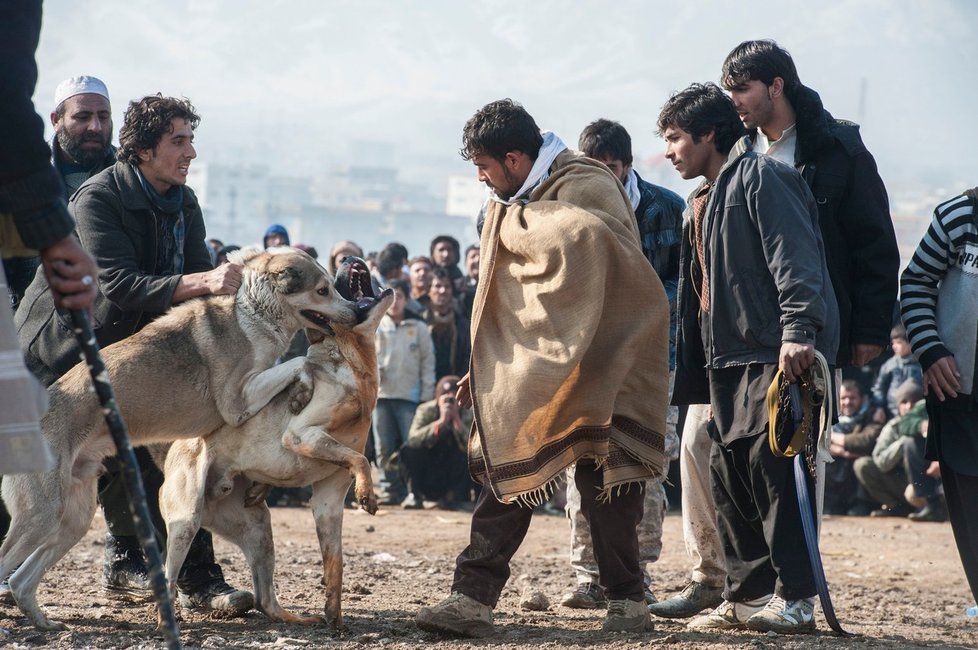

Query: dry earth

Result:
[1,504,975,649]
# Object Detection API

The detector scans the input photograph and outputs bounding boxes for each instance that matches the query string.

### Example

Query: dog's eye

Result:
[317,286,329,296]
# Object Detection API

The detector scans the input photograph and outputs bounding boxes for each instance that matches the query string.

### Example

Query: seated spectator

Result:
[854,380,945,520]
[461,244,479,318]
[263,223,290,248]
[826,380,883,515]
[400,375,476,510]
[374,279,435,506]
[871,324,923,422]
[430,234,465,293]
[422,267,471,380]
[328,239,364,275]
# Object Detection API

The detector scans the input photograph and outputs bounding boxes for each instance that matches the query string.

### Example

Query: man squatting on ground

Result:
[415,99,671,636]
[15,94,254,614]
[900,188,978,607]
[660,82,839,634]
[560,118,685,609]
[651,39,899,622]
[1,0,99,480]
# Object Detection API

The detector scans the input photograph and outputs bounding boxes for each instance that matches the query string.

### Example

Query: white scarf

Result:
[623,168,641,211]
[489,131,568,206]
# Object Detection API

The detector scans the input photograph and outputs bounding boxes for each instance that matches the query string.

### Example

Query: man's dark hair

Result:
[578,119,633,166]
[721,40,801,97]
[656,83,746,155]
[839,379,863,395]
[377,247,403,280]
[385,242,409,265]
[430,235,460,263]
[117,94,200,165]
[461,99,543,162]
[464,243,479,257]
[409,255,433,268]
[430,266,454,294]
[388,278,410,296]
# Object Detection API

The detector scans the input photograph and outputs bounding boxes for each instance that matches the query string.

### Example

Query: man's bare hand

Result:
[851,343,884,367]
[201,262,243,295]
[174,263,244,302]
[456,373,472,409]
[923,355,960,401]
[779,342,815,383]
[39,235,98,311]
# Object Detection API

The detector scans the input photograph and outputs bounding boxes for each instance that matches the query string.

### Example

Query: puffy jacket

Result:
[375,314,436,402]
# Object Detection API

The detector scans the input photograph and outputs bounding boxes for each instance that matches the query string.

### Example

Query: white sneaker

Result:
[687,594,772,630]
[745,595,816,634]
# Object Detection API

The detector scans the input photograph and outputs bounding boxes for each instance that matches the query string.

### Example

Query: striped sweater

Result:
[899,192,978,396]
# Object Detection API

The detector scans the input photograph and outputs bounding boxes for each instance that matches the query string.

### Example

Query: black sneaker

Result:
[560,582,608,609]
[179,577,254,616]
[103,534,151,599]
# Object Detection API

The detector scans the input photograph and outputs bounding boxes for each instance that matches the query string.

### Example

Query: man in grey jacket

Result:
[15,94,252,615]
[660,83,838,635]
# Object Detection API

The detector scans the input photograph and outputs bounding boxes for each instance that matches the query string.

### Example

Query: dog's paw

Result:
[358,489,379,516]
[287,376,314,415]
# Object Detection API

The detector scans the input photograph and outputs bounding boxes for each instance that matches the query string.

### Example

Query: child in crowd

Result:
[373,279,435,505]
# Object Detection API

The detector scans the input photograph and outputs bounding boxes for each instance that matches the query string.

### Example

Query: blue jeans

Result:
[372,398,418,500]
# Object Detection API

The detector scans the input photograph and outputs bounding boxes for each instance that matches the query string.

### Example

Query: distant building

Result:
[446,175,486,219]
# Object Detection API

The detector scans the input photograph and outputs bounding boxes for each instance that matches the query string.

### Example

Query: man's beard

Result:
[57,128,110,169]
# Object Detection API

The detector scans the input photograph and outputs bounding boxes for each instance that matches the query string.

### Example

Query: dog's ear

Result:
[270,267,302,294]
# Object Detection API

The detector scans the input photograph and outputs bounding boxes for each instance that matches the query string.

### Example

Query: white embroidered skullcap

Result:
[54,76,110,109]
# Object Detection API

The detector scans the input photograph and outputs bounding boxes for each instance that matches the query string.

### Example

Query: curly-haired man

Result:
[15,95,252,615]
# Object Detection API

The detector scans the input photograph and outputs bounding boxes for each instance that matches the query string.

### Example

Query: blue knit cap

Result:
[263,223,290,247]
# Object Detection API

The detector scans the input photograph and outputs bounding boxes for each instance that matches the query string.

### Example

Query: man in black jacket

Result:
[15,94,253,616]
[721,39,899,368]
[4,75,116,311]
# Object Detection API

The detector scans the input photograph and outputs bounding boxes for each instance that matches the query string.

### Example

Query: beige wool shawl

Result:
[468,150,670,504]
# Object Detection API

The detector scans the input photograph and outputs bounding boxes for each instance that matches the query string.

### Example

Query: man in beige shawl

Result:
[415,99,670,637]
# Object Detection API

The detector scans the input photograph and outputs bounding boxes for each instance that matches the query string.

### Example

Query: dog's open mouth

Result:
[300,309,335,335]
[334,256,387,322]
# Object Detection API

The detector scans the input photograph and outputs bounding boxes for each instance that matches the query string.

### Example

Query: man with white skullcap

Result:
[50,76,116,198]
[4,76,115,312]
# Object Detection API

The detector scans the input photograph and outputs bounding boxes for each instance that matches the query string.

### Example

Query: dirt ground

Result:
[1,503,975,650]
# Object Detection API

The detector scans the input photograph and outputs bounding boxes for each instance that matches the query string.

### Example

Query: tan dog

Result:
[0,248,361,632]
[157,258,390,630]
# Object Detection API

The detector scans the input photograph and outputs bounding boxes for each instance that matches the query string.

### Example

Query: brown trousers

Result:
[452,459,645,606]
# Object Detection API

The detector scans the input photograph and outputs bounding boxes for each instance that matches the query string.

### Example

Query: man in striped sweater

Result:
[900,189,978,606]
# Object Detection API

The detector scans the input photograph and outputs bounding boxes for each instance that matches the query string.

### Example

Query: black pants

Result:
[399,436,474,503]
[711,431,816,602]
[452,460,644,606]
[941,460,978,603]
[99,448,226,591]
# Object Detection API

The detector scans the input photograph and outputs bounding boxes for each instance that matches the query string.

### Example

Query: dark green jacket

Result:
[16,161,212,385]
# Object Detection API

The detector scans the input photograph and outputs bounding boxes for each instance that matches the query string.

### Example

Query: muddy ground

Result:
[1,503,974,649]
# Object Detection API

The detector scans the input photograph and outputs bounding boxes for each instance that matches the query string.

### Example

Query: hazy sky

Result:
[35,0,978,198]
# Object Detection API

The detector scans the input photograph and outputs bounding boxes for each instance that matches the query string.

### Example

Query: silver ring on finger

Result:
[81,275,94,286]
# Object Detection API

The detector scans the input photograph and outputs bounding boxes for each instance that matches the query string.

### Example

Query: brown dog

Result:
[157,256,390,630]
[0,248,360,631]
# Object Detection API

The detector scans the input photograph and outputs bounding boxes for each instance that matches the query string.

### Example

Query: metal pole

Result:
[70,310,182,650]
